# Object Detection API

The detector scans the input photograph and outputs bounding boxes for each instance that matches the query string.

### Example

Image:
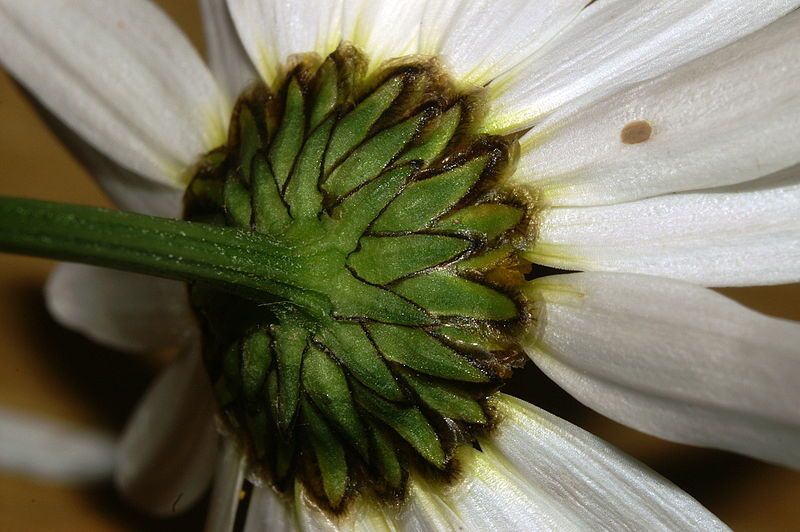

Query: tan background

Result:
[0,1,798,530]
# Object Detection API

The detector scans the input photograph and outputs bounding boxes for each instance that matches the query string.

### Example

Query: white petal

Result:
[0,407,115,484]
[342,0,427,72]
[94,166,184,219]
[200,0,258,101]
[400,475,466,530]
[45,263,196,354]
[293,485,340,531]
[529,179,800,286]
[293,483,396,531]
[468,395,727,530]
[244,485,296,532]
[114,344,219,516]
[427,445,581,530]
[249,482,398,531]
[205,438,246,532]
[512,10,800,206]
[485,0,799,134]
[420,0,588,87]
[525,272,800,469]
[397,396,724,529]
[227,0,343,86]
[39,108,183,218]
[0,0,228,185]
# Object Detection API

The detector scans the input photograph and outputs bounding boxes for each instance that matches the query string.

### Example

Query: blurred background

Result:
[0,1,798,530]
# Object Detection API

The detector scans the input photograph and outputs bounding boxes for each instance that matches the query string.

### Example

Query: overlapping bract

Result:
[184,46,533,509]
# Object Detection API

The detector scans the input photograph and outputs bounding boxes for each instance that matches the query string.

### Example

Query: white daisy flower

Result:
[0,0,799,530]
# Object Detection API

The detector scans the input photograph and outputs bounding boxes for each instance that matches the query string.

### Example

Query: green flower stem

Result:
[0,197,331,315]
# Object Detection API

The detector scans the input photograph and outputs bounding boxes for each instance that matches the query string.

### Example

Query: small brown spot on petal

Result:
[620,120,652,144]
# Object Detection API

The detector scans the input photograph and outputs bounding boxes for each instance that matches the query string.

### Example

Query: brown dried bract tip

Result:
[620,120,652,144]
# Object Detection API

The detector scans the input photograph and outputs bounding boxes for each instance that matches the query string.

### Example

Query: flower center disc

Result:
[185,45,531,511]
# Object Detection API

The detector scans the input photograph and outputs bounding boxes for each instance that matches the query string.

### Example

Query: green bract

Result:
[185,45,532,510]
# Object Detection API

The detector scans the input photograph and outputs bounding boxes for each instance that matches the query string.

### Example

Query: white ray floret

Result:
[0,0,229,185]
[114,345,219,516]
[0,407,115,484]
[227,0,343,86]
[469,396,726,530]
[206,439,247,532]
[512,11,800,207]
[200,0,258,102]
[45,264,196,354]
[485,0,799,134]
[244,485,296,532]
[419,0,588,87]
[526,272,800,468]
[530,178,800,286]
[341,0,427,73]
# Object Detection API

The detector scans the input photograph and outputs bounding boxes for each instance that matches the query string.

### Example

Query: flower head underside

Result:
[185,44,536,510]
